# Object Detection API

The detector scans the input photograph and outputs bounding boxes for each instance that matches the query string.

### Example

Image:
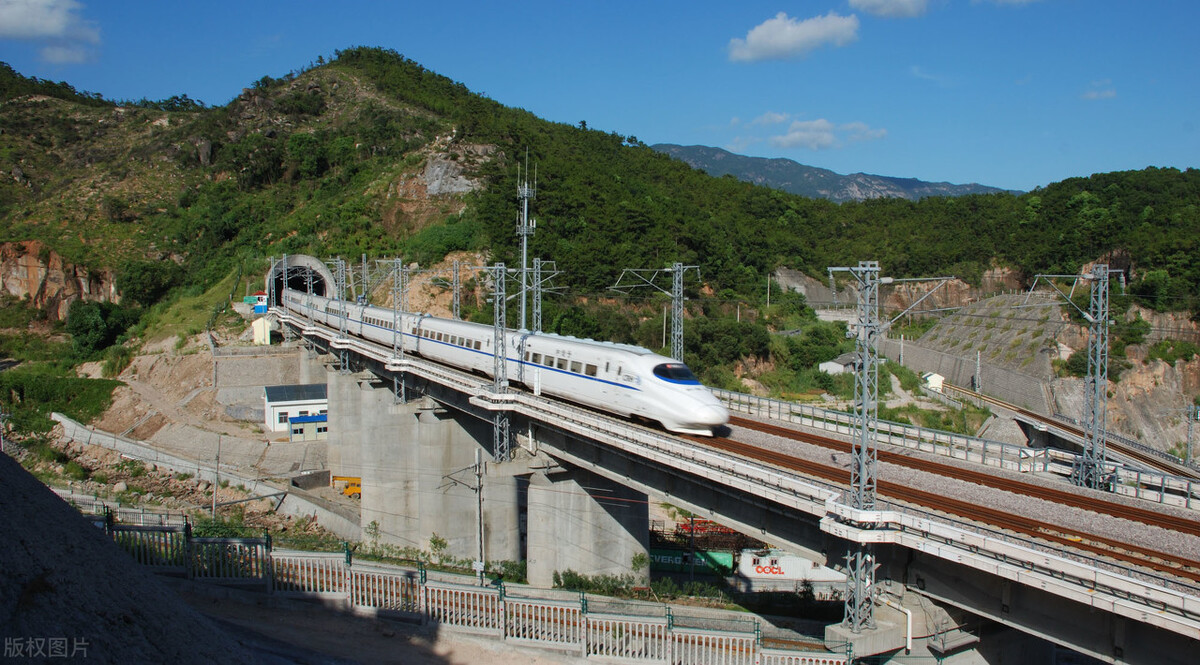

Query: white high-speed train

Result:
[282,288,729,436]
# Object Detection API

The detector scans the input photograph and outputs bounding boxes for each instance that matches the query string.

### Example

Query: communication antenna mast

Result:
[828,262,953,634]
[611,263,698,362]
[517,153,537,330]
[1022,264,1123,490]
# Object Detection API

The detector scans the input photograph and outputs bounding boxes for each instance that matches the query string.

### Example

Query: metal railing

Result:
[90,511,843,664]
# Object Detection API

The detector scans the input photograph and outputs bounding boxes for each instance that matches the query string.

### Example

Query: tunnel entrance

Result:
[265,255,336,306]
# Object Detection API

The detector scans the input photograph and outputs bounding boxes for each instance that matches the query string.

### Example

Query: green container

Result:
[649,548,733,575]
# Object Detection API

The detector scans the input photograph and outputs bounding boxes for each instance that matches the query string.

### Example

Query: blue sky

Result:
[1,0,1195,192]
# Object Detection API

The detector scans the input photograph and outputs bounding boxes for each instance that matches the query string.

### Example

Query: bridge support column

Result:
[357,396,522,567]
[326,367,367,479]
[525,466,649,588]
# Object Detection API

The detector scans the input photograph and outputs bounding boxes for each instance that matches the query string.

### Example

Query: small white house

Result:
[264,384,328,434]
[922,371,945,394]
[818,352,860,375]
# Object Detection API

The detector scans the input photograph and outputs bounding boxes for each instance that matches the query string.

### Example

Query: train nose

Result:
[698,403,730,427]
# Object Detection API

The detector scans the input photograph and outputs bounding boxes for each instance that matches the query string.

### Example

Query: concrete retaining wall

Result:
[882,338,1049,414]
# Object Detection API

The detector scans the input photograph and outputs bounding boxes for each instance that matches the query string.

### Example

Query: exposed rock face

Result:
[1053,356,1200,455]
[423,154,478,196]
[0,241,118,320]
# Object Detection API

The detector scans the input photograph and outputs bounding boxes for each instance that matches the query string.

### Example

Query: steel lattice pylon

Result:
[532,258,543,334]
[611,263,696,362]
[671,263,685,363]
[830,261,883,634]
[492,263,511,461]
[1075,263,1112,490]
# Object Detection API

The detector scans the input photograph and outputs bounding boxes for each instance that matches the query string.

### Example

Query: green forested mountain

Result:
[1,47,1197,314]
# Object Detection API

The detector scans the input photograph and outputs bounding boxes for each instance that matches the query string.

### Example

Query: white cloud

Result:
[729,12,859,63]
[842,121,888,142]
[0,0,99,62]
[1082,79,1116,100]
[760,118,887,150]
[849,0,929,18]
[770,119,837,150]
[749,111,791,126]
[40,43,88,63]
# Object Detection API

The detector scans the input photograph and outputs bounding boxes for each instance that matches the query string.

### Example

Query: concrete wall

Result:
[881,338,1050,414]
[526,466,649,588]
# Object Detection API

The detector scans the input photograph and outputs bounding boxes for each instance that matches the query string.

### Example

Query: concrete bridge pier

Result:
[325,365,524,566]
[361,399,524,565]
[525,464,650,588]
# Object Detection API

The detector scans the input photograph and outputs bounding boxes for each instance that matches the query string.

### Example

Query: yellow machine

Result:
[331,475,361,499]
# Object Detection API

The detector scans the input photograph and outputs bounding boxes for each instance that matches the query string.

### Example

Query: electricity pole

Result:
[828,262,952,634]
[492,263,511,462]
[611,263,698,362]
[1024,265,1123,490]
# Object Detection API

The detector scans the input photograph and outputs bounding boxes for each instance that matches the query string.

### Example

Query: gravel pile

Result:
[0,454,256,664]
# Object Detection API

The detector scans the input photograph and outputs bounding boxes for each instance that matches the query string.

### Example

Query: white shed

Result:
[921,372,944,393]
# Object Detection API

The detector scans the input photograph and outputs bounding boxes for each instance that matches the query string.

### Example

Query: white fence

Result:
[99,524,844,665]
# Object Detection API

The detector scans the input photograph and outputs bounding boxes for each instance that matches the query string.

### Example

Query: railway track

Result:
[944,383,1200,481]
[687,418,1200,586]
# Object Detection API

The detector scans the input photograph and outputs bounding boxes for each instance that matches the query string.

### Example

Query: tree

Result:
[118,260,183,308]
[65,300,134,357]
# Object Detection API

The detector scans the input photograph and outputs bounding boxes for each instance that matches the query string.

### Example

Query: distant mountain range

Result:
[651,144,1020,203]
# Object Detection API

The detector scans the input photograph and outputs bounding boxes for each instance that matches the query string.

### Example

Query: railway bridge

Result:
[265,257,1199,664]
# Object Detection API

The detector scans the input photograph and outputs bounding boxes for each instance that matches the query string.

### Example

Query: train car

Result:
[281,288,729,435]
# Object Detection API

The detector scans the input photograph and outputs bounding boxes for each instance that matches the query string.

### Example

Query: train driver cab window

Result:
[652,363,700,384]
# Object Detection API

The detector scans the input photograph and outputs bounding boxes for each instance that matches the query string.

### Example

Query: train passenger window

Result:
[570,361,582,374]
[752,558,761,566]
[770,558,779,566]
[585,364,597,377]
[556,357,568,370]
[531,353,541,364]
[474,341,481,350]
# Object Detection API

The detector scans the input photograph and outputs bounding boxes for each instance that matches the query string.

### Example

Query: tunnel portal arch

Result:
[266,255,336,306]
